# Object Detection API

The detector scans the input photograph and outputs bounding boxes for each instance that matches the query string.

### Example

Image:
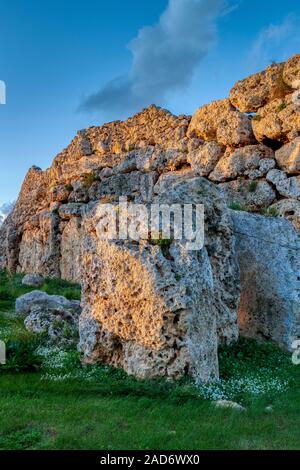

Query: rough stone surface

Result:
[17,211,61,278]
[215,400,246,411]
[60,217,82,283]
[230,62,289,113]
[187,99,255,147]
[220,179,276,210]
[232,210,300,351]
[187,141,224,176]
[209,144,275,182]
[283,54,300,88]
[252,93,300,144]
[266,169,300,199]
[22,273,44,288]
[2,55,300,379]
[79,177,240,381]
[16,291,81,346]
[270,199,300,233]
[275,137,300,174]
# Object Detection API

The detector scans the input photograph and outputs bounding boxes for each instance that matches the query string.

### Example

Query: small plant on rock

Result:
[248,180,258,193]
[228,202,246,211]
[149,231,173,259]
[276,101,287,113]
[81,172,100,187]
[261,206,279,217]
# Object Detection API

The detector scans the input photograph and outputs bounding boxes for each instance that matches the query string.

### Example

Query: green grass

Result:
[0,270,81,313]
[276,101,287,113]
[228,202,247,212]
[1,271,300,450]
[248,180,258,193]
[0,371,300,450]
[260,206,279,218]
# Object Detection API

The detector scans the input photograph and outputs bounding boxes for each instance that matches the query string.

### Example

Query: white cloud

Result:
[79,0,232,118]
[249,14,300,70]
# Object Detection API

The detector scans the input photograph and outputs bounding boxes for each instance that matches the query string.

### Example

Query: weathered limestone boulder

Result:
[60,217,82,283]
[153,176,240,345]
[187,99,255,147]
[135,147,188,173]
[270,199,300,233]
[50,184,71,203]
[0,166,49,272]
[232,211,300,351]
[283,54,300,88]
[252,93,300,144]
[16,291,81,346]
[220,179,276,210]
[209,144,275,182]
[22,273,44,288]
[266,169,300,199]
[88,171,158,203]
[275,137,300,173]
[187,141,224,176]
[58,203,83,220]
[79,177,240,382]
[50,106,190,185]
[230,62,289,113]
[18,211,61,278]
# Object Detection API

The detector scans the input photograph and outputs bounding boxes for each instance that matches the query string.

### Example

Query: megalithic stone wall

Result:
[79,176,240,382]
[0,55,300,380]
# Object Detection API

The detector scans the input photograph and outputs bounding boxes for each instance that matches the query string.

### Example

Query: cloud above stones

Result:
[79,0,230,118]
[249,13,300,70]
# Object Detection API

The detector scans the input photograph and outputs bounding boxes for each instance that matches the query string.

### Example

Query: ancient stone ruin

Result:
[1,54,300,382]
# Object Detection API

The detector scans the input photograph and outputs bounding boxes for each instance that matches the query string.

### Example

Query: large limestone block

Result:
[88,171,158,203]
[270,199,300,234]
[22,273,44,288]
[283,54,300,88]
[0,166,49,272]
[187,141,224,176]
[252,93,300,144]
[60,217,82,283]
[209,144,274,182]
[16,290,81,346]
[266,169,300,199]
[187,99,255,147]
[275,137,300,174]
[220,179,276,210]
[229,63,289,113]
[135,147,188,173]
[79,177,240,381]
[153,176,240,345]
[80,236,217,382]
[231,211,300,351]
[18,211,61,278]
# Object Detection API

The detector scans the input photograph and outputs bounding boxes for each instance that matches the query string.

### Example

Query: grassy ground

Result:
[0,270,300,450]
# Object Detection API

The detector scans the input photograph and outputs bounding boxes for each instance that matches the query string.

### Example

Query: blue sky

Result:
[0,0,300,205]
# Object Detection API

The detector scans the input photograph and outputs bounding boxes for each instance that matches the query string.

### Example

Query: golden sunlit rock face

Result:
[1,55,300,380]
[78,176,240,382]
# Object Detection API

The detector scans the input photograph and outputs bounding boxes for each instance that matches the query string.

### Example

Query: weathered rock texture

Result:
[232,211,300,351]
[1,55,300,280]
[16,291,81,346]
[79,177,240,381]
[1,54,300,379]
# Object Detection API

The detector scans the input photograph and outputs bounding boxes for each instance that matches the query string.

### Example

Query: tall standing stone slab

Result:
[231,210,300,351]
